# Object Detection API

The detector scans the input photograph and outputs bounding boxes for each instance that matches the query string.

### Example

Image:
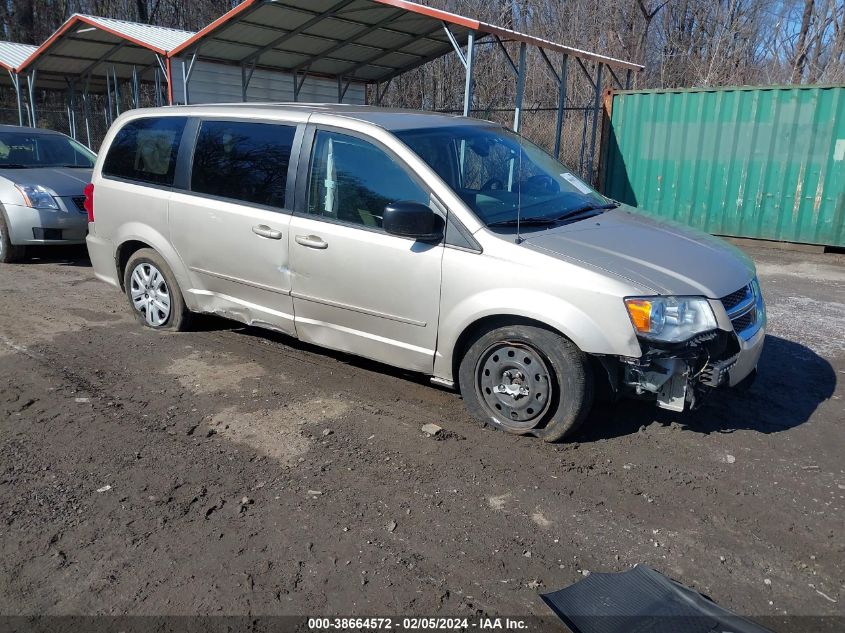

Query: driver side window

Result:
[306,130,428,230]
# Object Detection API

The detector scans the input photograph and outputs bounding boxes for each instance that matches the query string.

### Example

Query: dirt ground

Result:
[0,243,843,630]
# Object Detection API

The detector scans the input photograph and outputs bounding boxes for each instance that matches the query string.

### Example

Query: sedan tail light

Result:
[83,183,94,222]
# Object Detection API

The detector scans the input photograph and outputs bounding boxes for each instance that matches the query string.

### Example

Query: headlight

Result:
[624,296,717,343]
[15,184,59,210]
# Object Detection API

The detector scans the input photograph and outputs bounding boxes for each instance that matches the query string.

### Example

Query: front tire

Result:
[123,248,190,331]
[458,325,593,442]
[0,212,25,263]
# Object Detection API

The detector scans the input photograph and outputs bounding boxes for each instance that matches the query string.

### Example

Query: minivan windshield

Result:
[395,124,615,230]
[0,131,96,169]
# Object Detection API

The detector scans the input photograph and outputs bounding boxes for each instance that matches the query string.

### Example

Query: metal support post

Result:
[113,66,121,116]
[66,82,77,139]
[241,61,256,101]
[181,59,188,104]
[512,42,527,133]
[337,76,352,103]
[154,67,162,106]
[66,93,72,137]
[578,108,588,176]
[132,65,140,108]
[586,63,604,183]
[293,71,308,102]
[105,70,114,124]
[83,77,92,147]
[462,32,475,117]
[27,69,37,127]
[181,51,198,105]
[553,55,569,159]
[9,71,23,126]
[442,23,475,118]
[376,79,392,105]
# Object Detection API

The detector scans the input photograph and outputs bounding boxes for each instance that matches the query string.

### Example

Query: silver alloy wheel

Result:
[129,262,171,327]
[0,224,5,258]
[475,341,554,432]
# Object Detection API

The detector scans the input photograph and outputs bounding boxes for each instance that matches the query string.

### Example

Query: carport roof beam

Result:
[168,0,642,86]
[239,0,358,65]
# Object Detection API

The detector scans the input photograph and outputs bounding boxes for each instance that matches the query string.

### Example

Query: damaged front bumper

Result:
[615,282,766,412]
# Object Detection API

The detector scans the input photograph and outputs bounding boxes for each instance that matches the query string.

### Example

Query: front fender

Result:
[433,287,642,383]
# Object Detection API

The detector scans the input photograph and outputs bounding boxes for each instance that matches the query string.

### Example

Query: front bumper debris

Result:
[612,280,766,412]
[617,324,764,412]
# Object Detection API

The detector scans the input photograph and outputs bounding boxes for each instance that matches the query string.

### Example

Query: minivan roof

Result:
[125,103,498,132]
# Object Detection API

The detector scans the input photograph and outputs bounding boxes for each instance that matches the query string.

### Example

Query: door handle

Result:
[295,234,328,249]
[252,225,282,240]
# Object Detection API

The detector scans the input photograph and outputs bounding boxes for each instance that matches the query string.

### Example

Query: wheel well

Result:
[451,314,613,397]
[451,315,569,388]
[116,240,152,289]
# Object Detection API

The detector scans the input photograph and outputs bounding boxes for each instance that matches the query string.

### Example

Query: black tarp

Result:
[541,565,775,633]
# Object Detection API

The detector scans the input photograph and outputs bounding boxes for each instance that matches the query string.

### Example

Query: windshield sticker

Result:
[562,172,593,194]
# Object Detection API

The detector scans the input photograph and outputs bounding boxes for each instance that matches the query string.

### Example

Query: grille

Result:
[731,308,756,332]
[72,196,86,213]
[720,284,752,311]
[721,282,759,336]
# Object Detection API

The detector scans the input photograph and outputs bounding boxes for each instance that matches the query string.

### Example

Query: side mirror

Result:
[382,201,444,242]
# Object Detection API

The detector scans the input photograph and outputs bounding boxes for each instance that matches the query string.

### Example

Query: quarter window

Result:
[306,130,427,229]
[102,117,186,186]
[191,121,295,208]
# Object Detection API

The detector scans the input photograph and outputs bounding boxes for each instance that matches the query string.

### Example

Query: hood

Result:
[0,167,93,196]
[520,207,755,298]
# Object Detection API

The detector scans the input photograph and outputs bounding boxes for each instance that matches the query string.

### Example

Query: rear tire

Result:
[0,212,25,263]
[123,248,190,331]
[458,325,593,442]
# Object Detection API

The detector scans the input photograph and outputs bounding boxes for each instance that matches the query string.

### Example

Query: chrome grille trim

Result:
[721,285,752,311]
[721,280,764,341]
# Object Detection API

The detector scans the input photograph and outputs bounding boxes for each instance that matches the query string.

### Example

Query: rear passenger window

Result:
[103,117,186,186]
[191,121,295,208]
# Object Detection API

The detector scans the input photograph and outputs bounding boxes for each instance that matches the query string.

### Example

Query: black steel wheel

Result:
[475,341,553,432]
[459,324,593,442]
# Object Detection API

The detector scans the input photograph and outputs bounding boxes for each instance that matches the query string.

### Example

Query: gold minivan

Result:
[86,104,765,441]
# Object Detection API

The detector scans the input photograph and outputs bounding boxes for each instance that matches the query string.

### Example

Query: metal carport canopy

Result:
[17,14,194,93]
[0,41,38,126]
[0,41,37,85]
[169,0,643,89]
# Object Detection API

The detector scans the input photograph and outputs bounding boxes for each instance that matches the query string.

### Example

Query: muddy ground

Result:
[0,244,842,630]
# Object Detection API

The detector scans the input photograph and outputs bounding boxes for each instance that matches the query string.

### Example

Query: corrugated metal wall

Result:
[601,86,845,247]
[170,59,366,106]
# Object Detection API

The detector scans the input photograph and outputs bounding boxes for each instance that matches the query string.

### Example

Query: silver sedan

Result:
[0,124,95,263]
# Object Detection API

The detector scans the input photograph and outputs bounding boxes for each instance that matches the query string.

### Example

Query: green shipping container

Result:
[601,85,845,247]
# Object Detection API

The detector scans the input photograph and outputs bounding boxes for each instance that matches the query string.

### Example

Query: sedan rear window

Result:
[103,117,187,186]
